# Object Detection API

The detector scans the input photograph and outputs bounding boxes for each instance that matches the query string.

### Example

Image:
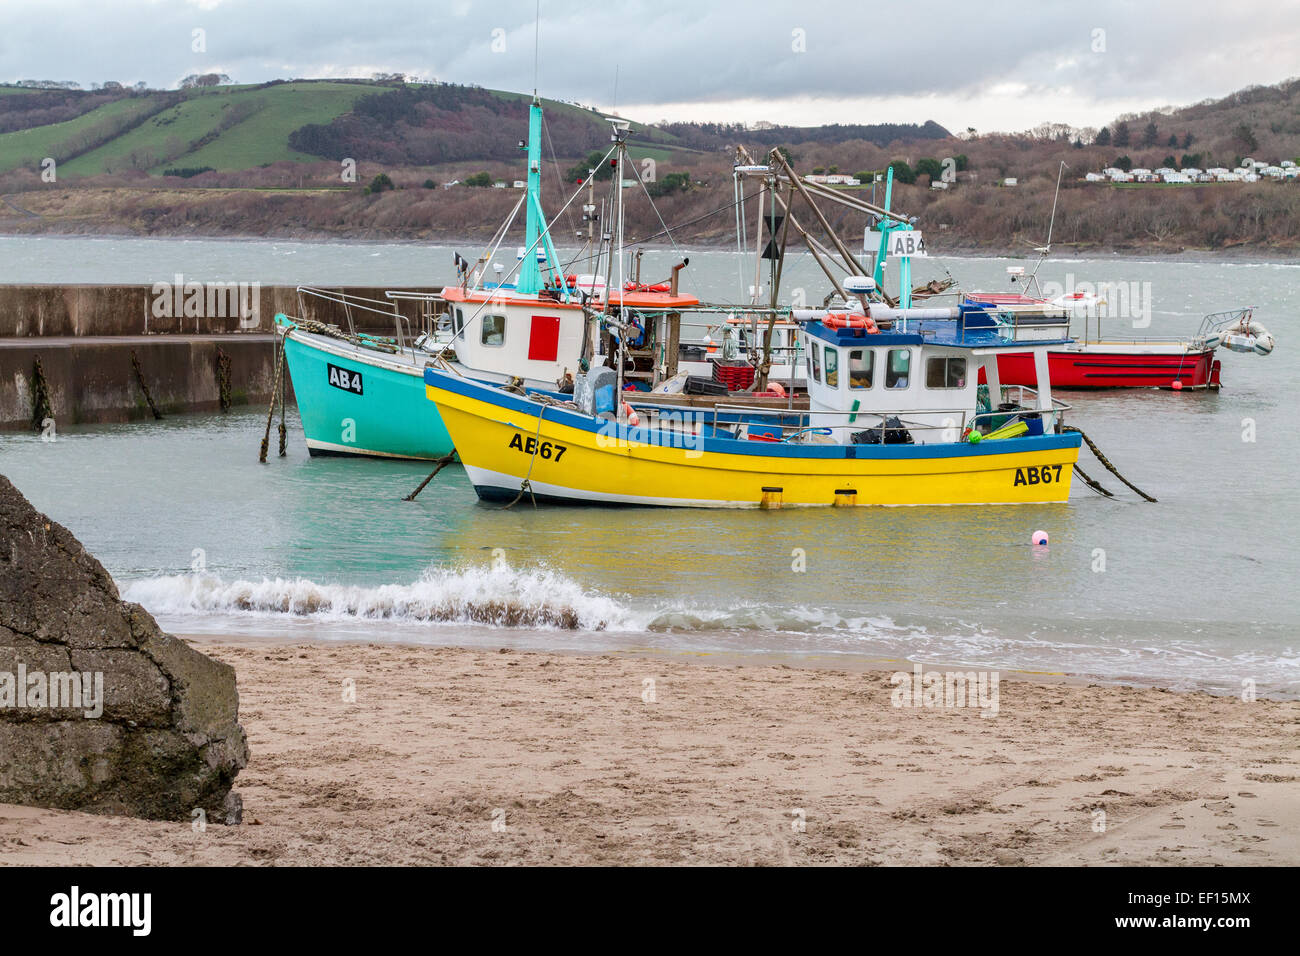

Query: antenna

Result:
[612,64,619,114]
[1026,160,1068,295]
[532,0,540,98]
[1040,160,1067,252]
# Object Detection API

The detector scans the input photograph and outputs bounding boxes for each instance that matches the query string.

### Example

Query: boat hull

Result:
[425,370,1081,508]
[282,331,454,461]
[994,347,1221,389]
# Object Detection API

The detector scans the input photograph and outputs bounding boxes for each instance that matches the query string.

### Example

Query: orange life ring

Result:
[823,312,879,333]
[622,402,641,427]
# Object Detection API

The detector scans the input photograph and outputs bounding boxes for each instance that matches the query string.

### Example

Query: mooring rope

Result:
[130,349,163,420]
[277,354,288,457]
[1072,461,1116,499]
[404,452,457,501]
[502,405,547,510]
[1062,425,1156,502]
[30,356,52,432]
[291,316,398,354]
[259,334,286,463]
[215,347,233,412]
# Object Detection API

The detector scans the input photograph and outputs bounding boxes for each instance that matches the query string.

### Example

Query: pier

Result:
[0,284,437,428]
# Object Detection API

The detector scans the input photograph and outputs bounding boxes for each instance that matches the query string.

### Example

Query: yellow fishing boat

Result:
[423,304,1084,508]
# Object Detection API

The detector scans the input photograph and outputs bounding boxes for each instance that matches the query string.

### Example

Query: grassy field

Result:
[0,81,694,180]
[57,82,372,177]
[0,96,165,173]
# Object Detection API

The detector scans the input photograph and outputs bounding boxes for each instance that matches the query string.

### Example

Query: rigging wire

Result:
[624,188,761,247]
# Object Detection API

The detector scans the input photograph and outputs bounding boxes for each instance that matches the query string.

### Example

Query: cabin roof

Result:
[803,315,1072,350]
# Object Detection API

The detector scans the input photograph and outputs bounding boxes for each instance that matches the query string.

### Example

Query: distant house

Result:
[1282,160,1296,169]
[804,174,860,186]
[930,180,949,190]
[441,179,460,189]
[1242,172,1260,183]
[1108,171,1133,182]
[1085,172,1106,182]
[1181,167,1202,179]
[1161,171,1191,183]
[1284,167,1300,179]
[1262,166,1285,179]
[512,180,525,188]
[1216,172,1242,182]
[1002,177,1018,186]
[492,181,507,188]
[1130,168,1154,182]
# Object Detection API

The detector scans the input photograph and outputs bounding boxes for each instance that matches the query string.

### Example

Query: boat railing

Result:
[1197,306,1254,337]
[700,386,1071,442]
[296,286,448,364]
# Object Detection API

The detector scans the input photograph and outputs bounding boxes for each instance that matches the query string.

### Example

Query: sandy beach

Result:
[1,636,1295,866]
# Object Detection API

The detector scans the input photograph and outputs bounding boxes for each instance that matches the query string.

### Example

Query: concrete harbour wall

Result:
[0,284,440,429]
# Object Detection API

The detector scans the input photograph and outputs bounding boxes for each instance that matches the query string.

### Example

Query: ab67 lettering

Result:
[508,432,567,462]
[1014,464,1064,486]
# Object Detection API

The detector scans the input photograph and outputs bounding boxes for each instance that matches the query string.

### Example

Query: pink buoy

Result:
[1032,530,1049,546]
[1172,380,1183,390]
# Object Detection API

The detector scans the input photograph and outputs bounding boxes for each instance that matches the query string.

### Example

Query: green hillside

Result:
[59,82,372,176]
[0,80,697,178]
[0,96,164,173]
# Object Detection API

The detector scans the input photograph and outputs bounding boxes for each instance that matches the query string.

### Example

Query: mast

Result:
[517,99,545,295]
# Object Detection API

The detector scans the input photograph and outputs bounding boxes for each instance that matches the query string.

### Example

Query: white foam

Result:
[123,563,638,631]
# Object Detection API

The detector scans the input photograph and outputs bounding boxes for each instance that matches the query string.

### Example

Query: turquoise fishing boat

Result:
[276,99,701,460]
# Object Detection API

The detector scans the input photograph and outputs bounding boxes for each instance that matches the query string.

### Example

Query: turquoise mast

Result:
[516,98,563,296]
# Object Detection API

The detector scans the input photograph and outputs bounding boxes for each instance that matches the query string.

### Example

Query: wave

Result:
[123,564,638,631]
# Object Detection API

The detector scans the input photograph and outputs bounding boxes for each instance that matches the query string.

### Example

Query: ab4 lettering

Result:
[1014,464,1063,486]
[508,433,567,462]
[327,363,363,395]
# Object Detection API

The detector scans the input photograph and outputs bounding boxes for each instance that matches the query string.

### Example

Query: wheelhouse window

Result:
[848,349,873,389]
[885,349,911,389]
[453,307,465,339]
[926,356,967,389]
[824,346,839,387]
[809,341,822,384]
[481,314,506,347]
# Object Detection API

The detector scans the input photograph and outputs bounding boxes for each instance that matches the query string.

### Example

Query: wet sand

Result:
[3,636,1297,865]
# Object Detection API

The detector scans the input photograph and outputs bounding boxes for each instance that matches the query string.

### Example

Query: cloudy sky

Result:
[3,0,1299,132]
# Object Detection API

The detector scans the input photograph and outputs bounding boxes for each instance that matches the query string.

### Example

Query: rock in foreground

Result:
[0,474,247,822]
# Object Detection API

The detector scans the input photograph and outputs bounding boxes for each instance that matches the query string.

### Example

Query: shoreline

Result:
[3,634,1296,866]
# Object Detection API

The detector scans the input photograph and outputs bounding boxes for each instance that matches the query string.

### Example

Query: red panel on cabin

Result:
[528,315,560,361]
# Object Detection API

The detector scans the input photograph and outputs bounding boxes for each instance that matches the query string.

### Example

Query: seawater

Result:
[1,236,1296,697]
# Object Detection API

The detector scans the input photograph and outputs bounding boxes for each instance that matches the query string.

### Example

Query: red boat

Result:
[995,342,1221,389]
[967,295,1269,390]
